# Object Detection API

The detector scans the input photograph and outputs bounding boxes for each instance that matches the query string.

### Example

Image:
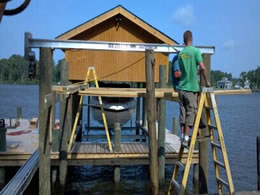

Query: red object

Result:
[7,130,32,136]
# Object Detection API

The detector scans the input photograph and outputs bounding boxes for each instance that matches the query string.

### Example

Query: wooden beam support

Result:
[199,54,211,194]
[59,60,71,194]
[39,47,52,195]
[77,87,251,98]
[114,123,121,184]
[145,49,159,195]
[158,65,166,186]
[136,83,141,141]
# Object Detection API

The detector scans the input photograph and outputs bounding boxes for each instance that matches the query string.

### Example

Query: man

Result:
[177,30,210,143]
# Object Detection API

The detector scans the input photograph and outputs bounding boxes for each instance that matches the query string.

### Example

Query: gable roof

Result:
[56,5,178,45]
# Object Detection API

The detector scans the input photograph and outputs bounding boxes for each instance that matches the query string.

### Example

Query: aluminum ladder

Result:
[168,87,234,195]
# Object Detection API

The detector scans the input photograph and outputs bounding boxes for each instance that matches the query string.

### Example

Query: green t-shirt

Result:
[177,46,202,92]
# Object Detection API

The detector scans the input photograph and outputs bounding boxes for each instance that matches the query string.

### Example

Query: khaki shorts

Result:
[178,90,198,126]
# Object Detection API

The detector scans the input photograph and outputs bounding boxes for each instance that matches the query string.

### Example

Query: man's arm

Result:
[199,61,211,87]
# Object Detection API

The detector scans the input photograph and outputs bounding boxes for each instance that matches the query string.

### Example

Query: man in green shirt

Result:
[177,30,210,143]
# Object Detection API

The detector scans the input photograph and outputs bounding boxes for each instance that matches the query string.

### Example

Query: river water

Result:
[0,84,259,194]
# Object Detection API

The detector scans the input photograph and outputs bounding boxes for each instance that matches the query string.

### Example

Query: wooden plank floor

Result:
[71,142,176,154]
[0,119,198,166]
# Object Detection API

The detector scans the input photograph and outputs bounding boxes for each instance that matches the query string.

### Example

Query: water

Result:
[0,84,259,193]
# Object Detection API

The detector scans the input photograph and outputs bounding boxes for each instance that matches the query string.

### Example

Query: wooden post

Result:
[145,49,159,195]
[173,117,178,135]
[193,142,199,193]
[0,124,6,189]
[39,47,52,195]
[257,136,260,190]
[142,83,147,128]
[0,167,5,190]
[136,83,141,141]
[73,94,82,141]
[16,107,22,121]
[59,61,71,194]
[114,123,121,152]
[52,129,59,194]
[87,96,90,134]
[158,65,166,185]
[199,54,211,194]
[114,123,121,184]
[0,125,6,152]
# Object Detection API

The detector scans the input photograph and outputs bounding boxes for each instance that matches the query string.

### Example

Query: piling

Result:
[114,123,121,152]
[142,83,147,128]
[16,107,22,121]
[136,83,141,141]
[39,47,52,195]
[158,65,166,185]
[199,54,211,194]
[172,117,178,135]
[257,136,260,190]
[73,94,82,141]
[59,60,71,194]
[114,123,121,184]
[0,120,6,152]
[87,96,91,134]
[51,128,59,194]
[193,141,199,193]
[0,120,6,189]
[145,49,159,195]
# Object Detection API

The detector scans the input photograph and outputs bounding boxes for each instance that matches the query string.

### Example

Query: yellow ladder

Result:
[68,67,113,152]
[168,87,234,195]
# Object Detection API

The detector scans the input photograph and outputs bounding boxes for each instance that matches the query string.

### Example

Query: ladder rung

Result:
[205,106,213,110]
[176,161,185,169]
[211,141,221,149]
[171,179,181,191]
[208,124,217,130]
[216,177,229,187]
[214,160,225,168]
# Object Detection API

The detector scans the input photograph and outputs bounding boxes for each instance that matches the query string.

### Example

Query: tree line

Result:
[0,54,260,90]
[0,54,63,84]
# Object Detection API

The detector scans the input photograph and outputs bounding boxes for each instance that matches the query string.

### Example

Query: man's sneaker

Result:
[182,135,189,147]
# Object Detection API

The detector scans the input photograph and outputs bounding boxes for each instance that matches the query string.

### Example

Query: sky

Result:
[1,0,260,77]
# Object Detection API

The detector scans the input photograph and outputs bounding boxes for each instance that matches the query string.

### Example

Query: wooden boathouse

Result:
[56,5,177,83]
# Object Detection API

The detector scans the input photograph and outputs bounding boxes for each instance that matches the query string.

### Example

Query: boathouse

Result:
[56,5,177,82]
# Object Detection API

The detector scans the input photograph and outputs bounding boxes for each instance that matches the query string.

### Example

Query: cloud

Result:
[172,4,195,26]
[223,40,235,48]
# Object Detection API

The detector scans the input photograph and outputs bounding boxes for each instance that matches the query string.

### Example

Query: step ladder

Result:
[67,67,113,152]
[168,87,234,195]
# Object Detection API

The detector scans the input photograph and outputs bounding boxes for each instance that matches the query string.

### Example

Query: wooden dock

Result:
[0,119,198,167]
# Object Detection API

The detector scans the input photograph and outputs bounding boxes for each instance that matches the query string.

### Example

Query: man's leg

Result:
[178,91,186,140]
[184,92,197,142]
[181,124,185,140]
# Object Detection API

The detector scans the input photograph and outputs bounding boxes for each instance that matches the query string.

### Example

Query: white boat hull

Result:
[90,97,136,128]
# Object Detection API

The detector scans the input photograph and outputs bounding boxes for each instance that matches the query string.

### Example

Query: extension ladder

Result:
[168,87,234,195]
[67,67,113,152]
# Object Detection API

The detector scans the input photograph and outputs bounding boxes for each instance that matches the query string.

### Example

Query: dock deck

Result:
[0,119,198,166]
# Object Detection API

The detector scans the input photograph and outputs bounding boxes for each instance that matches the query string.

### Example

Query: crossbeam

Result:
[24,32,215,59]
